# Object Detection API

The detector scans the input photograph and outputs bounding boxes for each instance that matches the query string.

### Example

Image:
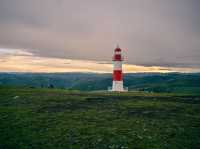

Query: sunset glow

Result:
[0,48,199,73]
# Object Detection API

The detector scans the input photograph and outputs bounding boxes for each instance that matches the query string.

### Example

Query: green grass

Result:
[0,88,200,149]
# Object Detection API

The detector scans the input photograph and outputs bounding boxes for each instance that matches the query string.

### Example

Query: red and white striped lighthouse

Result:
[110,45,127,92]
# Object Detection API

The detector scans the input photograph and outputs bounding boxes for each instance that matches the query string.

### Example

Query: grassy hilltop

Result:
[0,88,200,149]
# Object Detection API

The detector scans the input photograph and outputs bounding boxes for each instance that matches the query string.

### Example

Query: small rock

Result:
[143,128,147,132]
[13,96,19,99]
[137,135,143,139]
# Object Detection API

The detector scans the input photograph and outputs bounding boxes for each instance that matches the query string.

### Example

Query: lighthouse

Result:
[108,45,128,92]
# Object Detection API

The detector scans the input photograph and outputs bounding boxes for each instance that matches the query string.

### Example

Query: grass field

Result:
[0,88,200,149]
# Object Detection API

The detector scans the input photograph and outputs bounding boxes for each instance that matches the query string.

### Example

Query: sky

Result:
[0,0,200,73]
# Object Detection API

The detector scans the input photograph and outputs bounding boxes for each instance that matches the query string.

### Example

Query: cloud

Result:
[0,48,200,73]
[0,48,34,56]
[0,0,200,67]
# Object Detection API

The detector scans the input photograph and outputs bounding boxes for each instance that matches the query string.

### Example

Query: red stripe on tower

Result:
[113,70,122,81]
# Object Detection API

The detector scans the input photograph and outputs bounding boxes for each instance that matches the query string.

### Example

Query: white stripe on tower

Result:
[113,61,122,70]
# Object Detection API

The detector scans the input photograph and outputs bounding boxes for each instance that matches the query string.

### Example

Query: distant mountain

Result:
[0,72,200,93]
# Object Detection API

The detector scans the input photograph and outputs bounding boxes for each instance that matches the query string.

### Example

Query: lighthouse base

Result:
[112,81,124,91]
[108,81,128,92]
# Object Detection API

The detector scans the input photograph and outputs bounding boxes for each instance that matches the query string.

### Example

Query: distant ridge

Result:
[0,73,200,94]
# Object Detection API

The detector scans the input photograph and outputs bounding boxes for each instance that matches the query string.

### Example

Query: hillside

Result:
[0,73,200,93]
[0,88,200,148]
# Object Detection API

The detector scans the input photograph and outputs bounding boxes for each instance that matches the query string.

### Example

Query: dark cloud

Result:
[0,0,200,67]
